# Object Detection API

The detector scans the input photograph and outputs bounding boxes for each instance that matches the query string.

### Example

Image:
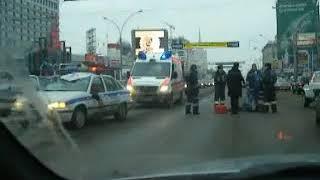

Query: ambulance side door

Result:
[171,63,183,100]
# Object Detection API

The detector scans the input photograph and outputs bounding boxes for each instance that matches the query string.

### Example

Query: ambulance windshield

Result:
[132,62,171,78]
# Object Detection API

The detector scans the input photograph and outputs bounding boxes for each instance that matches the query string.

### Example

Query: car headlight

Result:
[12,97,27,112]
[14,101,24,110]
[48,102,66,110]
[160,85,169,92]
[184,84,187,88]
[13,100,25,111]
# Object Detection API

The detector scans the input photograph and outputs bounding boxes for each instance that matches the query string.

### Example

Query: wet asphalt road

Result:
[17,88,320,179]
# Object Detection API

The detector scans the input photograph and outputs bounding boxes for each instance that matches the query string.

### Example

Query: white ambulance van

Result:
[127,51,185,108]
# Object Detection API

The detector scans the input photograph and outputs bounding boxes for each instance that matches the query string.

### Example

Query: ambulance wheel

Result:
[166,93,174,109]
[70,107,87,129]
[114,103,127,122]
[177,92,184,104]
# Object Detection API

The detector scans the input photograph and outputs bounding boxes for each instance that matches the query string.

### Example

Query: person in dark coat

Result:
[214,65,227,104]
[40,60,54,76]
[227,62,245,114]
[185,64,200,115]
[246,64,262,111]
[262,63,277,113]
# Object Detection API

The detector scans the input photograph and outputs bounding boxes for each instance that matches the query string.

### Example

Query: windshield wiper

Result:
[44,90,69,91]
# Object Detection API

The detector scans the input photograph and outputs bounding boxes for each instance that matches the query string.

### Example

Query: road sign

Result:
[171,44,184,49]
[227,41,240,48]
[297,33,316,46]
[184,41,240,49]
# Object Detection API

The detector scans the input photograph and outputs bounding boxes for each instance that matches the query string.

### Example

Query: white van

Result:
[127,51,185,108]
[304,71,320,107]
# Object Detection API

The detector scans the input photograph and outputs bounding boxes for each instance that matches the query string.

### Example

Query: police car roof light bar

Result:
[138,51,147,60]
[160,51,172,60]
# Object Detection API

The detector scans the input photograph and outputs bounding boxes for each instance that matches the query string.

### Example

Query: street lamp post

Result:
[103,10,143,80]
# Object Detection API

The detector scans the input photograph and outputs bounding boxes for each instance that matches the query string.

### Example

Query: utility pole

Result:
[162,21,175,50]
[198,28,202,43]
[315,0,319,71]
[293,32,298,81]
[103,10,143,80]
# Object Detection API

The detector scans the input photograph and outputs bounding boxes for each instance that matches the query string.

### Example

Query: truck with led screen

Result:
[131,29,169,57]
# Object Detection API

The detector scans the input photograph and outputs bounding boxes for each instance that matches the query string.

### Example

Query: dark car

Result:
[292,76,309,95]
[0,71,19,117]
[314,89,320,126]
[0,73,44,131]
[58,63,81,75]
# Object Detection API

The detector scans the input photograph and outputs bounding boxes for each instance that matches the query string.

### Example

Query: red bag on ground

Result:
[214,104,228,114]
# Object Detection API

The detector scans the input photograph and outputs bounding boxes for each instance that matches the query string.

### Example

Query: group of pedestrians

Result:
[184,62,278,115]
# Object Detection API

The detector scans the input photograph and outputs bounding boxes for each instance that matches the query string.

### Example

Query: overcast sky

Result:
[59,0,277,63]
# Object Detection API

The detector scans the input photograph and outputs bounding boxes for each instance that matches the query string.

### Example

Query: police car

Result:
[127,51,185,108]
[39,72,132,129]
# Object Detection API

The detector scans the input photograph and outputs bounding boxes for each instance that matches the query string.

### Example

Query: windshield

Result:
[2,0,320,180]
[42,77,90,91]
[132,62,171,77]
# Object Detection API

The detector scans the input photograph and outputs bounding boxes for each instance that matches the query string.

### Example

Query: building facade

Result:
[0,0,59,55]
[262,41,277,65]
[276,0,319,61]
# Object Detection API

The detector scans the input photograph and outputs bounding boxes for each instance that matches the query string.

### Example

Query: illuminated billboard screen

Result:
[132,29,168,55]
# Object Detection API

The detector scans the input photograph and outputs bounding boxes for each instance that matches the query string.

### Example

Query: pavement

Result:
[4,88,320,180]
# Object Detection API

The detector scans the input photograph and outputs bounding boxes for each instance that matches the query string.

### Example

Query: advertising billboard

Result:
[297,32,316,46]
[86,28,97,54]
[131,29,168,56]
[276,0,318,57]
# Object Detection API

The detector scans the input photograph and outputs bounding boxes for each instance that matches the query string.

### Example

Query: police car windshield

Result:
[132,62,170,78]
[43,77,90,91]
[37,77,59,90]
[313,73,320,83]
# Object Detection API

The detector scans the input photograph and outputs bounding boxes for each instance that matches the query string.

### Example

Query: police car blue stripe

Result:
[66,91,129,105]
[102,90,130,97]
[66,96,92,105]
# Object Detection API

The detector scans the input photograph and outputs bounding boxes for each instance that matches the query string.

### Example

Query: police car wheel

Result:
[70,108,87,129]
[166,93,174,109]
[114,104,127,122]
[316,115,320,127]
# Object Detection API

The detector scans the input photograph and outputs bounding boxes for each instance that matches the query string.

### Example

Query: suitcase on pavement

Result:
[214,104,228,114]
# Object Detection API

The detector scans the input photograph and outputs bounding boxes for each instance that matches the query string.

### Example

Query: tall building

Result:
[262,41,277,65]
[276,0,319,60]
[262,41,283,72]
[0,0,59,54]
